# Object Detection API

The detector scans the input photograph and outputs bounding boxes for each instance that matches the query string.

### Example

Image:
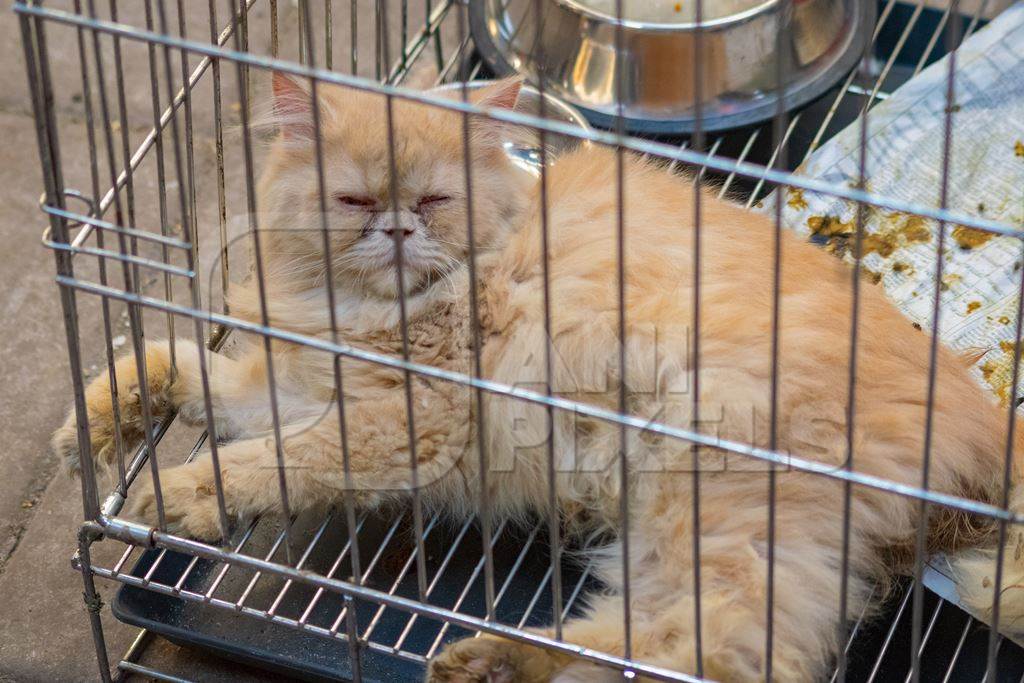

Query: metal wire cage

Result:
[16,0,1024,680]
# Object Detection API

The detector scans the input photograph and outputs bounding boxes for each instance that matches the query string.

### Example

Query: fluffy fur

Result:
[53,75,1024,681]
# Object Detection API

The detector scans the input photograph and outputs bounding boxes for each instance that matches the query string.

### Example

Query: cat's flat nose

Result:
[378,209,418,239]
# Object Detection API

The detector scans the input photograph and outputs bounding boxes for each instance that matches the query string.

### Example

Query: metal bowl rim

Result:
[552,0,781,31]
[432,80,595,133]
[469,0,874,134]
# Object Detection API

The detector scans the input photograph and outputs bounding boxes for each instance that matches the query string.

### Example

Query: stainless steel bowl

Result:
[470,0,874,134]
[433,81,592,174]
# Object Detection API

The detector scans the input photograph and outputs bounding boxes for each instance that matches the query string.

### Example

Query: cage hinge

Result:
[80,520,105,544]
[83,591,104,614]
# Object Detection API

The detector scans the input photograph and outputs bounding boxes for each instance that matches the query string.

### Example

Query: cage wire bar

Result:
[14,0,1024,681]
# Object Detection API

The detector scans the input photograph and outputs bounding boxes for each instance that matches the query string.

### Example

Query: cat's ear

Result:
[474,77,523,111]
[469,78,523,142]
[271,71,315,141]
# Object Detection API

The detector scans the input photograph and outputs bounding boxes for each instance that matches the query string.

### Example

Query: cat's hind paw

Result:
[427,634,566,683]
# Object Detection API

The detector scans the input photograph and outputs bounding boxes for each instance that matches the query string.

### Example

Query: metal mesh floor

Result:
[102,508,1024,682]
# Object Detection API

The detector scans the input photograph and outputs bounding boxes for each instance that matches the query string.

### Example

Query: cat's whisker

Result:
[428,237,469,249]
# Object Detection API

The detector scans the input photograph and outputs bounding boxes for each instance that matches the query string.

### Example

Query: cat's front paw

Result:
[52,411,87,476]
[427,634,566,683]
[124,462,227,542]
[53,342,176,475]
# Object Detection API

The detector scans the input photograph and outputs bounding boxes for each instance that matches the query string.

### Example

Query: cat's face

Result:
[259,75,531,299]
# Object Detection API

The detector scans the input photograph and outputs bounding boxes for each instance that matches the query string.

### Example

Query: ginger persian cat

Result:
[54,76,1024,681]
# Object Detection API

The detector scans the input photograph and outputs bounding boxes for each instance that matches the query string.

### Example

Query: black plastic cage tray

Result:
[112,510,601,682]
[112,507,1024,682]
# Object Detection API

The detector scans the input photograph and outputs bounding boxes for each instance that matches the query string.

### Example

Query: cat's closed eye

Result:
[416,195,451,211]
[336,195,377,209]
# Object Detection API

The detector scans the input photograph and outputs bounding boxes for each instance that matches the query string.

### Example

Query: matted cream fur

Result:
[53,76,1024,681]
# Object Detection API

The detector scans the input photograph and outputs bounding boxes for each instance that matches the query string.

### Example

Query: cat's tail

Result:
[950,484,1024,635]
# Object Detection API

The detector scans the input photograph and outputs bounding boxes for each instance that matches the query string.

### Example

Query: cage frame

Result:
[15,0,1024,680]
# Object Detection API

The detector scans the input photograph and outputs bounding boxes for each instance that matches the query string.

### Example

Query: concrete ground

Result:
[0,2,448,681]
